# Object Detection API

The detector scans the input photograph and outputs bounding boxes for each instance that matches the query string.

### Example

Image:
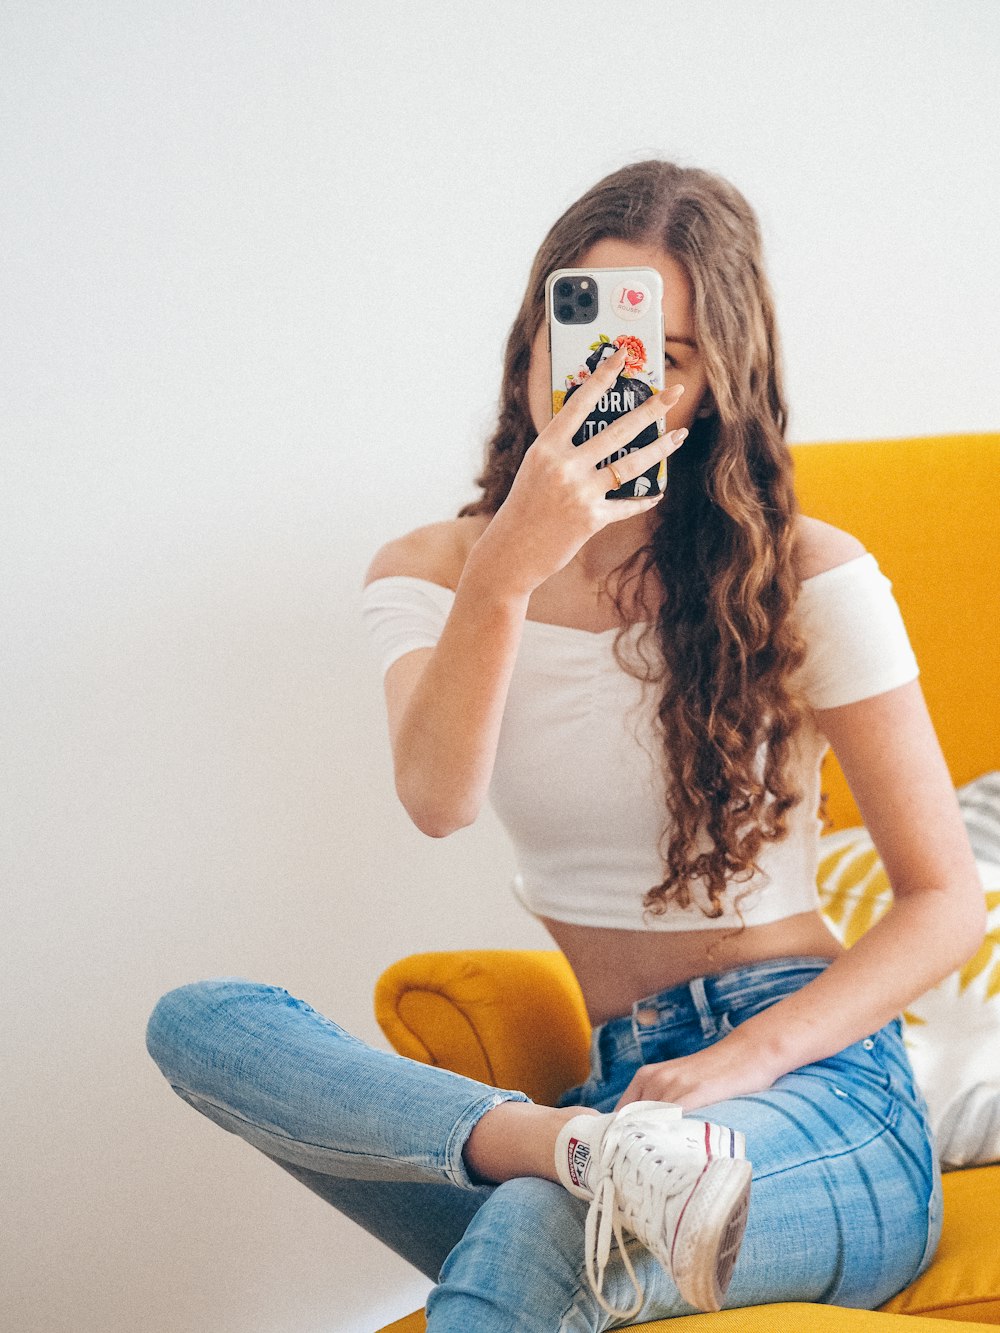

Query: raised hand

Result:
[481,344,688,595]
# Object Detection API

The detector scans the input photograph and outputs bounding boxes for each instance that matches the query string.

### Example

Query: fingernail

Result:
[670,428,689,446]
[660,384,684,401]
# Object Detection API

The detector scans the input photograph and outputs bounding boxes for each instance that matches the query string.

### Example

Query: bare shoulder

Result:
[794,515,867,582]
[363,514,492,590]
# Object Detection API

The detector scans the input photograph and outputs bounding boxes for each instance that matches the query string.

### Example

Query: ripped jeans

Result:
[145,956,942,1331]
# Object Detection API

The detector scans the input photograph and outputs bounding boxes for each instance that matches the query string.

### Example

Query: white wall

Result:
[3,3,998,1330]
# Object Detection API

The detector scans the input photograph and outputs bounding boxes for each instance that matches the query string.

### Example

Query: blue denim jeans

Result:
[146,956,943,1331]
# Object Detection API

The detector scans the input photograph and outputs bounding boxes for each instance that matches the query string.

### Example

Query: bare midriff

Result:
[542,909,846,1028]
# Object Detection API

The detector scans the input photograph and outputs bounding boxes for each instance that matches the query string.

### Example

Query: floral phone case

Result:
[546,266,666,499]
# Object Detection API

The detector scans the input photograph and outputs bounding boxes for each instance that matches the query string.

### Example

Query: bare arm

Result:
[726,678,986,1072]
[615,674,987,1110]
[365,346,688,836]
[368,543,531,837]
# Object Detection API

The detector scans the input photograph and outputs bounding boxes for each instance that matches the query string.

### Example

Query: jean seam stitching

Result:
[556,1249,594,1333]
[173,1083,447,1166]
[171,1082,526,1187]
[444,1090,531,1188]
[753,1114,902,1183]
[558,1232,650,1331]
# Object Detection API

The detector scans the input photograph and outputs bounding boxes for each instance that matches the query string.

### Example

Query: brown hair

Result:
[459,160,819,924]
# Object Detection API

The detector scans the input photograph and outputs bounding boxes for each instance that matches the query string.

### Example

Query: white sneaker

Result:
[556,1101,752,1319]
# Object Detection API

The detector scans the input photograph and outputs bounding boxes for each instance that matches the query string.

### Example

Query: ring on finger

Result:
[606,462,623,490]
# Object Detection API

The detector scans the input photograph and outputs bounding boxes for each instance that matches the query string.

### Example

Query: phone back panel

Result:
[546,266,665,498]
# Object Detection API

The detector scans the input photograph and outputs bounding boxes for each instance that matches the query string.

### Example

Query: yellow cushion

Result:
[374,948,591,1106]
[380,1298,999,1331]
[880,1165,1000,1322]
[378,1169,1000,1327]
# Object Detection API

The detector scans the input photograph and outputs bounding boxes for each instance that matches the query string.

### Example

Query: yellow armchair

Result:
[374,434,1000,1331]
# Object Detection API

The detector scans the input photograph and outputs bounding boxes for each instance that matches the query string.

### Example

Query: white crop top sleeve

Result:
[360,575,452,676]
[792,553,919,710]
[358,555,920,933]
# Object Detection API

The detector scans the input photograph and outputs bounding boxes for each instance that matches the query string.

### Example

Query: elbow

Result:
[958,893,990,965]
[415,816,471,839]
[895,879,989,975]
[394,773,478,839]
[408,806,477,839]
[937,881,989,971]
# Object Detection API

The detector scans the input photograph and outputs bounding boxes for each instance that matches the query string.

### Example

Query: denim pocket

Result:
[718,980,826,1035]
[813,1027,901,1132]
[716,995,802,1040]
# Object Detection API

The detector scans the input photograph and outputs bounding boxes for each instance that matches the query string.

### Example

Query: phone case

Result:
[546,266,666,499]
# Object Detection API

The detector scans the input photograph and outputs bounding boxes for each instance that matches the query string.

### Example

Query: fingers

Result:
[603,490,668,522]
[542,346,689,511]
[599,426,687,502]
[551,344,631,438]
[614,1073,647,1109]
[617,422,688,475]
[574,381,685,471]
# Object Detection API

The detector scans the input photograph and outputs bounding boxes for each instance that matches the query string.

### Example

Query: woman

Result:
[147,160,985,1330]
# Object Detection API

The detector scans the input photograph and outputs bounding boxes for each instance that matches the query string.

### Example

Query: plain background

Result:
[3,3,999,1330]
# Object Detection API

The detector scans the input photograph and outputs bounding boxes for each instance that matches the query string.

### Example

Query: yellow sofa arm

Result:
[374,949,592,1107]
[375,953,1000,1330]
[381,1295,999,1332]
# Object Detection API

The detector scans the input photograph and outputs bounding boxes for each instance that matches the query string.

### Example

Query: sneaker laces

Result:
[583,1123,703,1320]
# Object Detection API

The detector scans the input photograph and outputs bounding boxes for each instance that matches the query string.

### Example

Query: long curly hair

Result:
[458,160,820,923]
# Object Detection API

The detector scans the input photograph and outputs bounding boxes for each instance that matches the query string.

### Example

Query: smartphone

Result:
[546,266,666,498]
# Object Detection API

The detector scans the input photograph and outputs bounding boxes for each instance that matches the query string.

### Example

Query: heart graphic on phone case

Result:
[625,289,643,306]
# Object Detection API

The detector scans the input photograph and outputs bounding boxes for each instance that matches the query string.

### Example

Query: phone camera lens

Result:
[551,273,597,324]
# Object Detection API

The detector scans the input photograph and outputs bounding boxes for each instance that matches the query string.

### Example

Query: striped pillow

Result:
[817,779,1000,1171]
[958,770,1000,862]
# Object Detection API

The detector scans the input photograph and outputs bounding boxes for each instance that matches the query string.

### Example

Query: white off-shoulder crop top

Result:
[361,553,920,931]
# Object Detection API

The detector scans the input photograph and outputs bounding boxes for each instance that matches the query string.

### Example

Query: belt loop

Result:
[629,1003,643,1051]
[588,1023,606,1083]
[630,997,658,1050]
[688,975,719,1040]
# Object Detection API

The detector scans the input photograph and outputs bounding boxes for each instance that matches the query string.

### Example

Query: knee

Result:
[433,1177,590,1318]
[434,1179,677,1327]
[145,977,276,1087]
[473,1176,580,1233]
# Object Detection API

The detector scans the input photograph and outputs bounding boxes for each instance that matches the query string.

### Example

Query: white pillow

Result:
[817,826,1000,1170]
